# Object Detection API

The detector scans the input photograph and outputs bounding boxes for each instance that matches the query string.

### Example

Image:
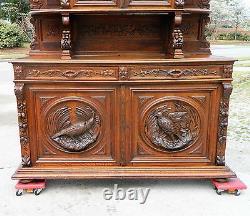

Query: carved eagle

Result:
[52,113,95,139]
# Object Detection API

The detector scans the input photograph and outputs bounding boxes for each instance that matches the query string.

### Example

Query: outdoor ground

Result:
[0,44,249,216]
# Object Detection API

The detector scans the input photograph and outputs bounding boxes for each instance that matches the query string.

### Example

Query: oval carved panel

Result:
[143,99,201,151]
[44,98,102,152]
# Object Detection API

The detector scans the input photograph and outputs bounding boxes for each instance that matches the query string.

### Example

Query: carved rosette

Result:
[144,100,200,151]
[60,0,70,8]
[216,83,233,166]
[14,83,31,167]
[45,99,101,152]
[119,67,129,80]
[175,0,184,8]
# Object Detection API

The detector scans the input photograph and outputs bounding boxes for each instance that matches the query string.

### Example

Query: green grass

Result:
[0,43,29,60]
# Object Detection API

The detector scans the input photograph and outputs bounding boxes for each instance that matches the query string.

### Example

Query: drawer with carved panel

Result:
[13,64,119,81]
[125,64,232,80]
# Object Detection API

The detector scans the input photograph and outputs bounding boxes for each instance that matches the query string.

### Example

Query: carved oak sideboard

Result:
[11,0,236,180]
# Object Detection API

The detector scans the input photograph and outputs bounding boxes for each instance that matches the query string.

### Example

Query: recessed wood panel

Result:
[126,83,220,166]
[26,84,119,166]
[73,15,171,55]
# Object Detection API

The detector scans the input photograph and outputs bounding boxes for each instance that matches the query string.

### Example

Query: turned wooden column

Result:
[61,13,72,60]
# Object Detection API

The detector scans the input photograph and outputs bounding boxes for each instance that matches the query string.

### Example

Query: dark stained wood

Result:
[11,0,236,180]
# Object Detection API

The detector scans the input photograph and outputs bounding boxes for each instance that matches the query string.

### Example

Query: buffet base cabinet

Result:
[11,59,236,180]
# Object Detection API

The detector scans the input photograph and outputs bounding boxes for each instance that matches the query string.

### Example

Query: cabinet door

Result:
[125,83,220,166]
[26,83,119,166]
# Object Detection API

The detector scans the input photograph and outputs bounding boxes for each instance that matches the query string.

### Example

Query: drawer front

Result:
[26,83,119,166]
[13,64,232,81]
[127,65,225,80]
[14,65,119,81]
[125,83,220,166]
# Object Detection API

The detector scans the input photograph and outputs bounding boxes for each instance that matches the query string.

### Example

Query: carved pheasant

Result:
[52,113,95,139]
[155,110,187,141]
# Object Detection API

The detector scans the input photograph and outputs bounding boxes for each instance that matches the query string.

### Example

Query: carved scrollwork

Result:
[45,100,101,152]
[132,68,217,78]
[216,83,233,166]
[14,83,31,167]
[144,100,200,151]
[25,68,116,79]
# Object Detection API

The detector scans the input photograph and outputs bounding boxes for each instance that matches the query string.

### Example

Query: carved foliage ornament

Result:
[144,100,200,151]
[45,100,101,152]
[133,68,217,78]
[61,30,71,50]
[173,29,184,49]
[26,68,116,79]
[216,83,233,165]
[14,83,31,167]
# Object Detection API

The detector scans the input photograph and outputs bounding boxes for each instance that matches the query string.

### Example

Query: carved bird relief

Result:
[52,113,95,139]
[155,109,187,142]
[46,103,101,152]
[144,102,200,151]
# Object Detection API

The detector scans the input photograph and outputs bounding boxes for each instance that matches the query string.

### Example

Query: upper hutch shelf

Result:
[29,0,210,12]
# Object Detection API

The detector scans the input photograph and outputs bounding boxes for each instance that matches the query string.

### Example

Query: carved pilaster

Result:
[14,83,31,167]
[216,83,233,166]
[30,17,39,50]
[171,12,184,59]
[199,14,211,53]
[61,13,71,59]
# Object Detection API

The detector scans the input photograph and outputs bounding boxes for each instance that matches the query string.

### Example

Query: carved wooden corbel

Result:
[61,13,72,60]
[171,12,184,59]
[216,83,233,166]
[14,83,31,167]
